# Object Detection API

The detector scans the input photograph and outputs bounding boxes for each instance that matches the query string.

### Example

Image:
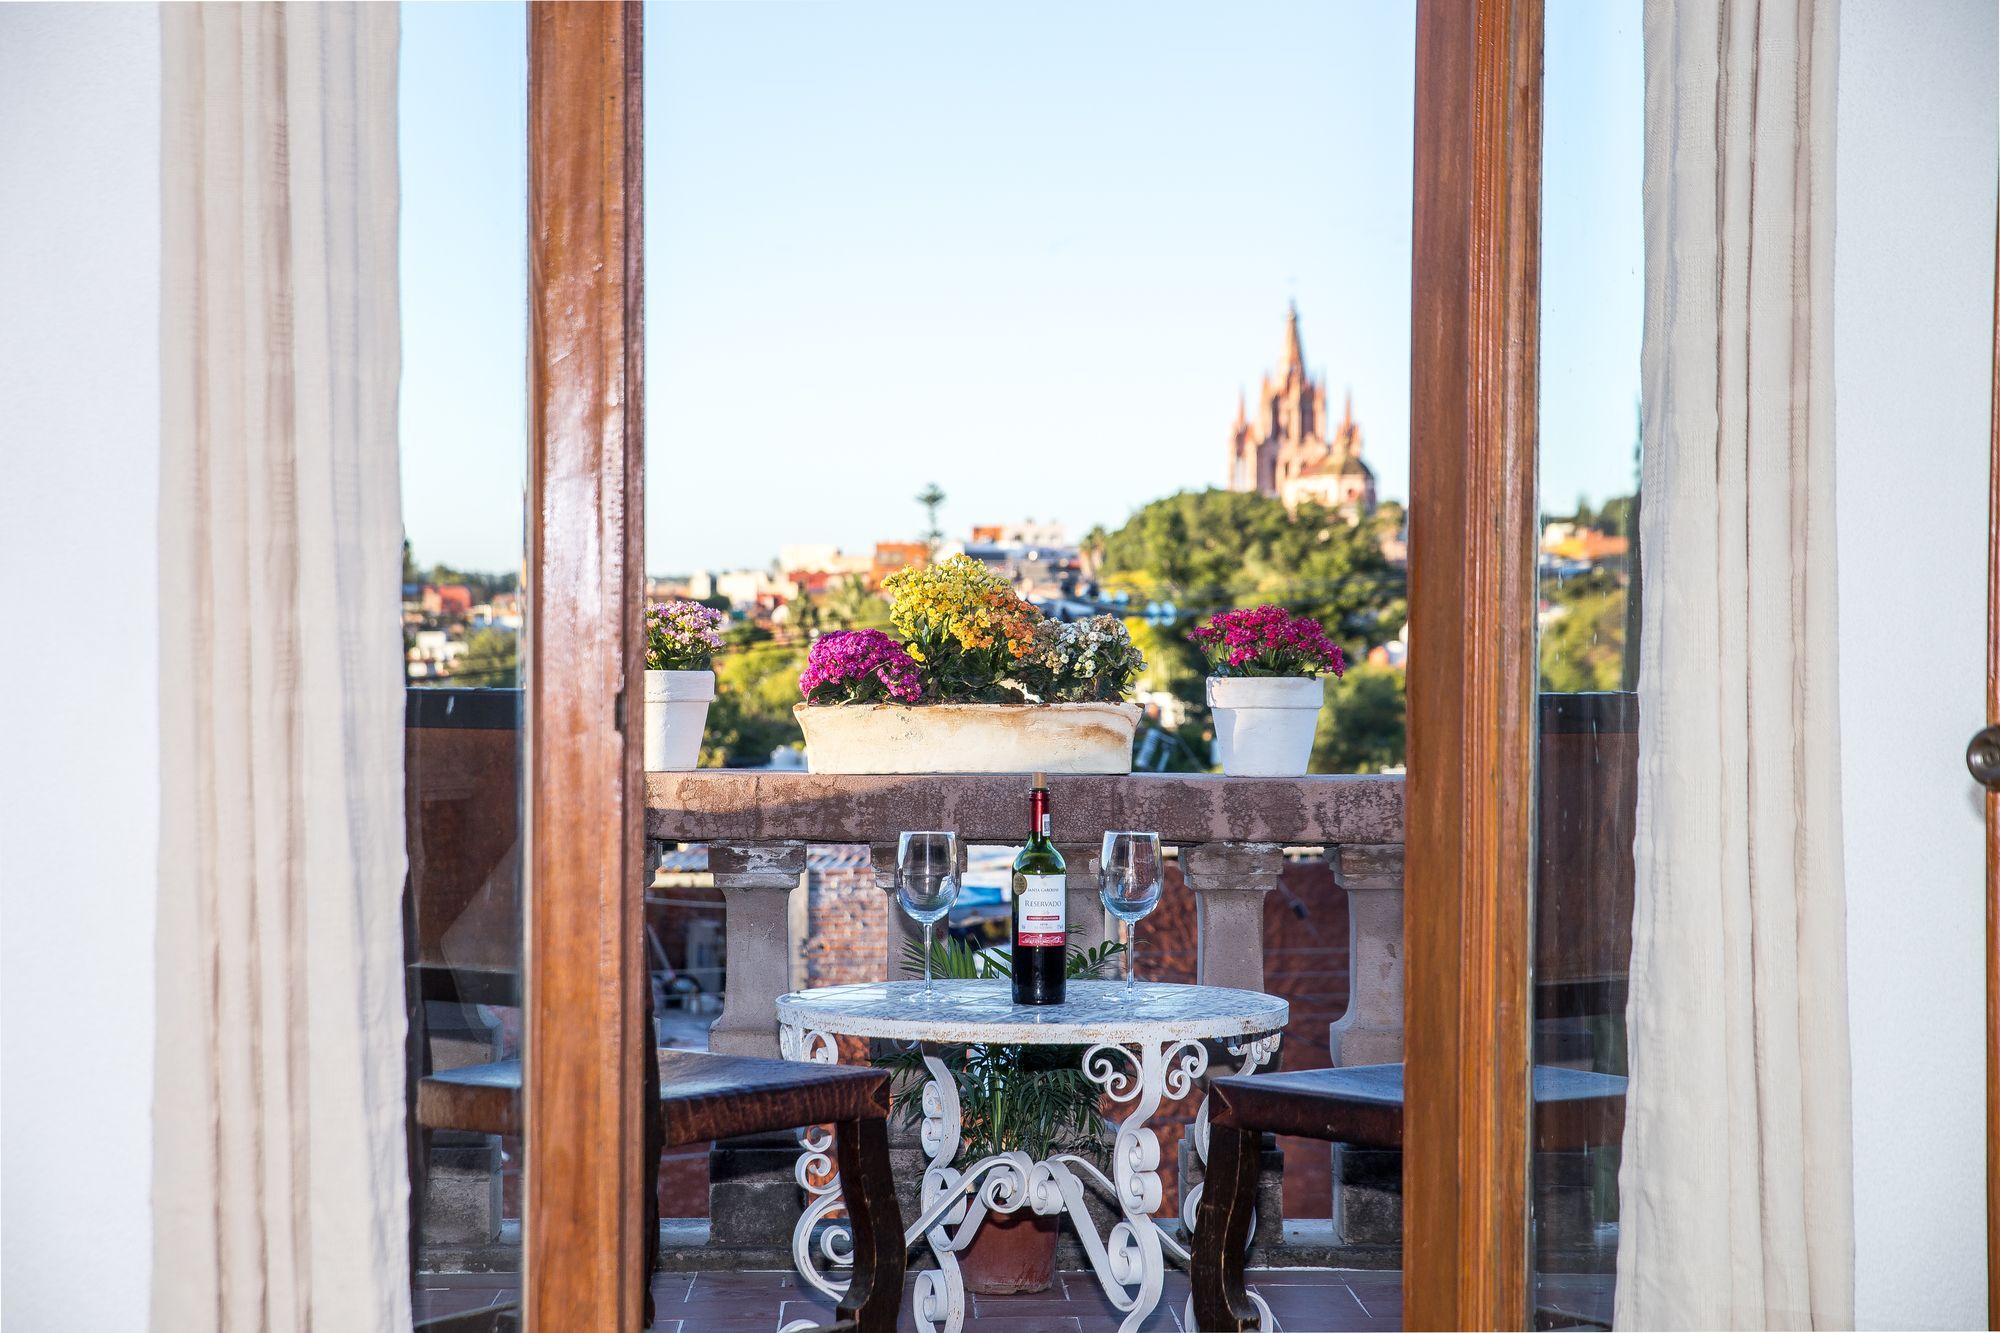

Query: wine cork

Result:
[1032,770,1047,787]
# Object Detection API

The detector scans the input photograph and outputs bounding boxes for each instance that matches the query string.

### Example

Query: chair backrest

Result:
[405,687,522,977]
[1534,691,1637,1010]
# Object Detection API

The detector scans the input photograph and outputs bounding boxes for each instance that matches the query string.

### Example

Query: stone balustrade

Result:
[645,769,1406,1262]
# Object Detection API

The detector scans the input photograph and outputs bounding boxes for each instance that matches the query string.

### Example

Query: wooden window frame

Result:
[513,0,1548,1326]
[1975,119,2000,1333]
[525,4,649,1330]
[1405,0,1544,1328]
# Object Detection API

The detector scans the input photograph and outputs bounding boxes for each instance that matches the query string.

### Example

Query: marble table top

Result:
[775,978,1288,1045]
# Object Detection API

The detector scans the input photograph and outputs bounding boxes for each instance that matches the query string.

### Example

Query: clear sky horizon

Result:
[399,0,1640,577]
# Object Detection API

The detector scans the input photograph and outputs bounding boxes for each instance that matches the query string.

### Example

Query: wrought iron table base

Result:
[781,1021,1282,1333]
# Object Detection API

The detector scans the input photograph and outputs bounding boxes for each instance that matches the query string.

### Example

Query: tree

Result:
[454,628,519,688]
[915,482,947,557]
[422,562,518,606]
[1312,664,1406,774]
[701,643,807,766]
[788,589,823,634]
[1095,488,1406,656]
[1539,578,1627,692]
[823,576,890,631]
[1095,488,1408,774]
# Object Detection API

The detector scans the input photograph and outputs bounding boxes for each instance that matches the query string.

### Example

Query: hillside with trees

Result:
[1092,488,1409,774]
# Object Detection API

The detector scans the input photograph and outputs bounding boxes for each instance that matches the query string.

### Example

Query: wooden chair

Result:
[404,688,905,1332]
[1189,1063,1627,1333]
[416,1043,904,1332]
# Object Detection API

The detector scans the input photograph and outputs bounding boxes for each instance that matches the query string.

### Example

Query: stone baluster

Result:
[706,841,806,1060]
[1328,844,1405,1067]
[706,841,809,1247]
[1056,841,1109,955]
[1178,842,1286,1252]
[1327,842,1406,1249]
[1182,842,1284,992]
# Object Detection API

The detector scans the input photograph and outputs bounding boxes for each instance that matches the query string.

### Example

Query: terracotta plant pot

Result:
[957,1207,1060,1295]
[792,701,1140,774]
[1207,675,1325,777]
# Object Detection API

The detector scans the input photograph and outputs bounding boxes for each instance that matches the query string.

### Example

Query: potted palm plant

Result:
[793,555,1146,773]
[876,935,1124,1294]
[1189,604,1346,777]
[643,600,725,771]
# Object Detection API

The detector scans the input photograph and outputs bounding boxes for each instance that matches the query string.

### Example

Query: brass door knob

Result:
[1969,725,2000,790]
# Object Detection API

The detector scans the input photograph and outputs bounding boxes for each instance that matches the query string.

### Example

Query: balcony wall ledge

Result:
[645,769,1403,847]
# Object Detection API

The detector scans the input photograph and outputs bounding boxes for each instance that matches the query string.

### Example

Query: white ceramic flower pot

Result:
[1207,675,1324,777]
[793,702,1141,774]
[644,669,715,771]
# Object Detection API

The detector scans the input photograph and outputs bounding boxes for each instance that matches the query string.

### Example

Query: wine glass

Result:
[897,831,960,1003]
[1099,832,1163,1001]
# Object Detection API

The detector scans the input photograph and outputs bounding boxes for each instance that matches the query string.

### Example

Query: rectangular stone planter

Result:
[792,701,1141,774]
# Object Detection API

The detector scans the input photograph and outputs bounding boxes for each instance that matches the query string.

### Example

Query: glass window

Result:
[1532,1,1644,1324]
[398,2,529,1319]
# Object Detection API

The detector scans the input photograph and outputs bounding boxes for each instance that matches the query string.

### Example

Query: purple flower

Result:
[800,629,922,705]
[646,600,727,671]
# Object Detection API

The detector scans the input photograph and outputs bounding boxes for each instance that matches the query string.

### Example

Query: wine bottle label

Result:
[1014,873,1067,947]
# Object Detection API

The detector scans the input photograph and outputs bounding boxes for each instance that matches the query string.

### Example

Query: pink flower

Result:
[1188,605,1346,679]
[800,630,923,705]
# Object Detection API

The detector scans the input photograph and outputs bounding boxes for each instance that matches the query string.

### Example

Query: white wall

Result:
[1836,1,1997,1327]
[0,4,163,1329]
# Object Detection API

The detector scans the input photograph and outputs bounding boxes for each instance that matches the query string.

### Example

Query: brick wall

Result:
[801,849,885,989]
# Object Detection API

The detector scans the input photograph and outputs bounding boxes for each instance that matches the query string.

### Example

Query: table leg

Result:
[1181,1031,1282,1333]
[1182,1031,1283,1231]
[1043,1038,1204,1333]
[781,1022,864,1319]
[911,1051,970,1333]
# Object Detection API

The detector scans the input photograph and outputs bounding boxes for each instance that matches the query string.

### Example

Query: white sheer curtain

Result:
[1617,0,1853,1327]
[153,5,409,1330]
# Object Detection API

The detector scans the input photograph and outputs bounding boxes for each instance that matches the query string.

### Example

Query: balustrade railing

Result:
[407,691,1636,1272]
[645,770,1406,1262]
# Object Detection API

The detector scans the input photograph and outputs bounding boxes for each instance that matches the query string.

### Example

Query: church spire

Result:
[1280,301,1304,377]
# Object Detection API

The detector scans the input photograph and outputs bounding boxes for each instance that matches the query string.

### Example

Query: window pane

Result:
[398,1,529,1317]
[1532,1,1644,1324]
[644,5,1416,1328]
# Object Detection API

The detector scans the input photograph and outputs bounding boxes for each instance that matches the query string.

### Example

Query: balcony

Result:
[409,691,1632,1327]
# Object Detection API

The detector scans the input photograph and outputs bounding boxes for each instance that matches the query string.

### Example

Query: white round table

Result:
[776,979,1289,1333]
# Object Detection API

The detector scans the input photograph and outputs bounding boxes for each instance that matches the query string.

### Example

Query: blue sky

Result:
[399,0,1641,576]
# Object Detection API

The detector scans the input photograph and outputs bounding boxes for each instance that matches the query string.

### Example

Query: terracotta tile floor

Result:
[416,1266,1617,1331]
[418,1267,1398,1331]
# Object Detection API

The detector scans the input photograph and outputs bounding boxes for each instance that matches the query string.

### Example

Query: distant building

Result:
[469,593,524,631]
[1367,623,1409,670]
[420,584,474,618]
[407,628,467,680]
[777,545,873,596]
[969,519,1067,550]
[645,576,696,603]
[1540,521,1630,571]
[1226,304,1377,519]
[871,541,928,585]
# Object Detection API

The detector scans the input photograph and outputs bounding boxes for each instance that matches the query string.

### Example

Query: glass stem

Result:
[923,921,934,999]
[1126,919,1136,998]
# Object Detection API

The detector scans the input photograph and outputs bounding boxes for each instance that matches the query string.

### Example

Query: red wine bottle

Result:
[1011,771,1067,1005]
